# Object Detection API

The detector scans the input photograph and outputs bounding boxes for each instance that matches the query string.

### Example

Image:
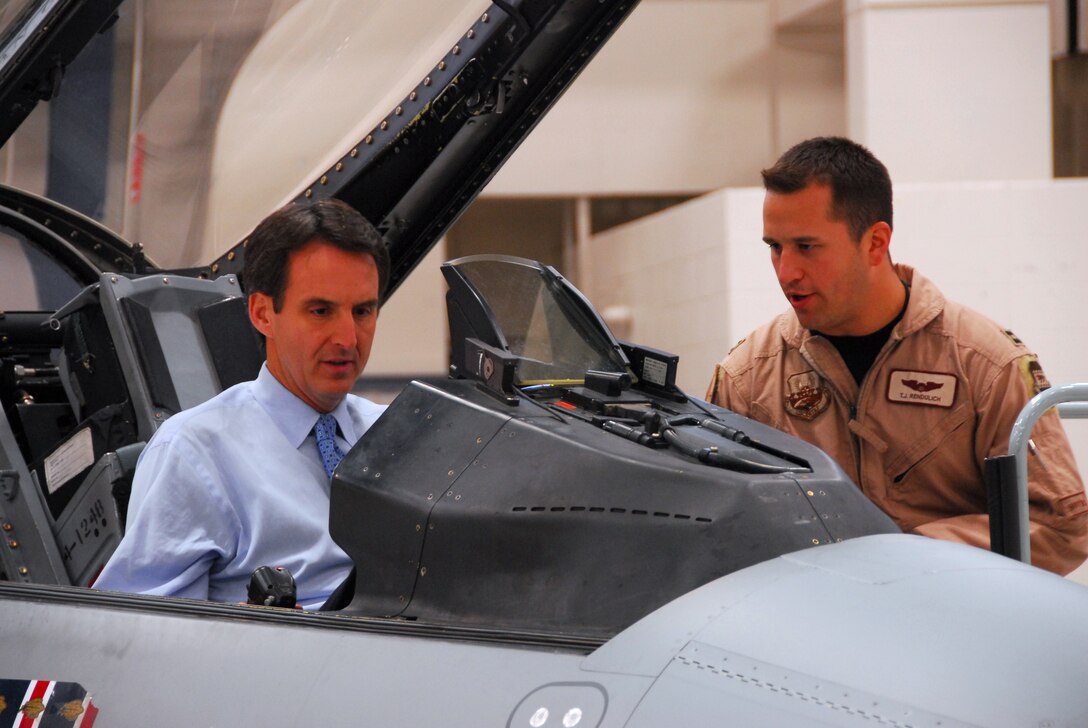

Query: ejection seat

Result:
[0,271,261,587]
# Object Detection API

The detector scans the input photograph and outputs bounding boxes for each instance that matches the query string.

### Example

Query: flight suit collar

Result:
[776,263,946,351]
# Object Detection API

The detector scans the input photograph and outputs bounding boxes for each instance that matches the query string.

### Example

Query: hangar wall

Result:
[365,239,451,378]
[846,0,1052,183]
[486,0,846,195]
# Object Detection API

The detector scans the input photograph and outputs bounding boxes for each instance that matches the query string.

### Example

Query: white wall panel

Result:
[364,238,450,376]
[847,0,1052,182]
[489,0,771,195]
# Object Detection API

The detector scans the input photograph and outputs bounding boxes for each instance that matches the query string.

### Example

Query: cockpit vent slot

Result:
[510,505,712,523]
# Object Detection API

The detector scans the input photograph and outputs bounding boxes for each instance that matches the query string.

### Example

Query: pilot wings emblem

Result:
[902,379,944,393]
[888,370,956,407]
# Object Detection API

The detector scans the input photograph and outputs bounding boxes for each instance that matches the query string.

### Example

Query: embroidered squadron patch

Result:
[784,370,831,420]
[887,370,957,407]
[1019,355,1051,396]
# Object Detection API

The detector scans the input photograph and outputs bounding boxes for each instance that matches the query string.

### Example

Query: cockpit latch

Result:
[584,369,630,396]
[464,337,519,406]
[0,470,17,501]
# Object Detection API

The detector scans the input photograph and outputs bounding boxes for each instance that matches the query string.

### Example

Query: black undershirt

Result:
[815,285,910,385]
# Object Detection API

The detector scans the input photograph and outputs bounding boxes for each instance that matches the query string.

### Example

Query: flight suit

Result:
[706,264,1088,574]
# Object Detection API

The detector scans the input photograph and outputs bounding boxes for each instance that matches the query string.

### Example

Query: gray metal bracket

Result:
[1006,382,1088,565]
[0,407,69,584]
[95,272,245,441]
[0,469,16,500]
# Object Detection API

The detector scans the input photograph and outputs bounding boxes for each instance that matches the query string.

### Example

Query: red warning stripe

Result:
[77,701,98,727]
[128,132,145,204]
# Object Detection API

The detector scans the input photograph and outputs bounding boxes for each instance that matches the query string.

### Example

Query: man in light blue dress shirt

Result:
[95,199,389,609]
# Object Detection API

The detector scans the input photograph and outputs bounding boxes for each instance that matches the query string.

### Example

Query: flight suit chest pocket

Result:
[883,403,973,493]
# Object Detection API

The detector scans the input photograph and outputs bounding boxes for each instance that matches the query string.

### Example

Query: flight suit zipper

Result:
[848,403,860,487]
[846,333,902,496]
[799,329,903,496]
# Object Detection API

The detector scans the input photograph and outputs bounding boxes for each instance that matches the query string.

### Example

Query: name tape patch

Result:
[887,370,957,408]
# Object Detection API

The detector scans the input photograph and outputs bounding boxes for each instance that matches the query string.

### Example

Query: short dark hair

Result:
[761,136,893,242]
[241,198,391,310]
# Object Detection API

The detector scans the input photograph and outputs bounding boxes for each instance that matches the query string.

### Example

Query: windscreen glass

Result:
[452,257,627,385]
[0,0,490,267]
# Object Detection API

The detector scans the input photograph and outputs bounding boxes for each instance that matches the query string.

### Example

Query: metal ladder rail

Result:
[1005,383,1088,565]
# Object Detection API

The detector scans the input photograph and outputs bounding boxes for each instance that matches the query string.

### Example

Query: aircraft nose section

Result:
[585,535,1088,726]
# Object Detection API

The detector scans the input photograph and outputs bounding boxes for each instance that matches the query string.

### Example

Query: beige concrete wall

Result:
[585,193,733,396]
[365,239,450,378]
[486,0,846,196]
[847,0,1052,182]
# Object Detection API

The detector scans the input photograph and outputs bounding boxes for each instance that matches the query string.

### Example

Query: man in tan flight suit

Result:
[706,136,1088,574]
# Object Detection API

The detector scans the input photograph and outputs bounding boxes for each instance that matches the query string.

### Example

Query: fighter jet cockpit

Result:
[1,237,900,635]
[325,254,898,636]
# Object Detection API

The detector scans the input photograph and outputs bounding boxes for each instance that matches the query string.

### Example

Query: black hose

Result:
[1069,0,1079,56]
[659,428,805,474]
